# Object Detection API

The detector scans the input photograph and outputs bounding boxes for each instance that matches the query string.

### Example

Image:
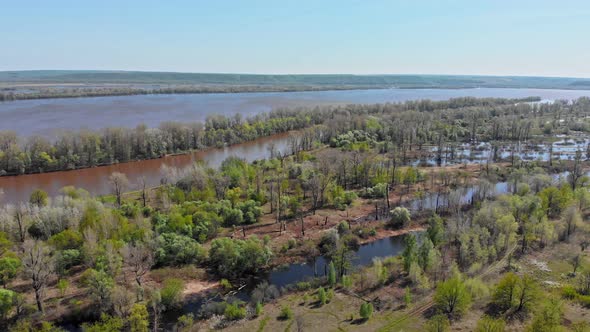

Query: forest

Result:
[0,96,589,331]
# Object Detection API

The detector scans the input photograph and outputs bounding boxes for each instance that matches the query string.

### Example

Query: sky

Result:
[1,0,590,77]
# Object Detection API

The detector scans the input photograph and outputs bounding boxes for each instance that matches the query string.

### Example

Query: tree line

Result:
[5,95,585,177]
[0,84,378,102]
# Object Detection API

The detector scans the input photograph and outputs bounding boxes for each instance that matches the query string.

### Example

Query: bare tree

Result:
[111,285,134,318]
[109,172,129,206]
[123,242,154,288]
[139,176,148,207]
[579,270,590,294]
[0,205,28,243]
[149,290,163,332]
[570,254,582,275]
[22,240,54,312]
[14,204,33,242]
[569,150,584,190]
[563,205,581,241]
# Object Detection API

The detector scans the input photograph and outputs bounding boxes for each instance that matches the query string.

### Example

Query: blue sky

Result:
[2,0,590,77]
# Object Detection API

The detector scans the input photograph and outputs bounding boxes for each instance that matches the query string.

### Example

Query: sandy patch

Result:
[183,280,219,296]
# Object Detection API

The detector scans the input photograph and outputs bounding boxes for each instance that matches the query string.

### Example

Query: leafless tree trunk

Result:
[109,172,129,206]
[122,242,154,289]
[570,150,584,190]
[150,291,162,332]
[300,216,305,236]
[140,176,148,207]
[14,205,28,242]
[22,240,54,312]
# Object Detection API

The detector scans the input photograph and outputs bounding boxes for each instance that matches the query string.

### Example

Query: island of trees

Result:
[0,96,541,176]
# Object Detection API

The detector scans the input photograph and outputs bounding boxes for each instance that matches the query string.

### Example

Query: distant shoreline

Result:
[2,71,590,101]
[0,84,386,102]
[2,84,590,102]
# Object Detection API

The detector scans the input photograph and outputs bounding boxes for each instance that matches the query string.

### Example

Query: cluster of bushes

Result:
[209,237,273,278]
[330,130,376,151]
[563,282,590,308]
[360,183,388,199]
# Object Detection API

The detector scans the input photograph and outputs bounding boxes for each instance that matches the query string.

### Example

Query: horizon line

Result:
[1,69,590,80]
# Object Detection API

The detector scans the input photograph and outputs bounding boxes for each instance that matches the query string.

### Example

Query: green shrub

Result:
[404,287,412,306]
[278,306,293,320]
[209,237,273,278]
[337,221,350,235]
[129,303,149,332]
[155,233,206,266]
[55,249,81,275]
[224,302,246,320]
[161,278,185,309]
[562,285,578,299]
[342,275,352,289]
[220,278,232,291]
[287,239,297,249]
[475,315,505,332]
[57,279,69,297]
[426,314,450,332]
[434,276,471,317]
[257,316,270,332]
[29,189,48,206]
[0,289,15,318]
[0,256,21,287]
[120,203,140,218]
[359,302,373,320]
[295,281,311,291]
[142,206,153,217]
[388,207,411,229]
[175,314,194,332]
[317,287,327,305]
[579,294,590,308]
[81,313,124,332]
[280,244,289,253]
[465,278,490,300]
[255,302,263,317]
[352,226,375,239]
[327,261,336,287]
[48,230,83,250]
[326,288,334,303]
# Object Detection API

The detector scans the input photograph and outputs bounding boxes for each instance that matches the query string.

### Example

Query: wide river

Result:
[1,88,590,204]
[3,88,590,137]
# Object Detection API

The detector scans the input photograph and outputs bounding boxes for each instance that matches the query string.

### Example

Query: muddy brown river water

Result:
[0,133,291,204]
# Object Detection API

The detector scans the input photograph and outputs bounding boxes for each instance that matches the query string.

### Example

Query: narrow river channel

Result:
[0,133,293,204]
